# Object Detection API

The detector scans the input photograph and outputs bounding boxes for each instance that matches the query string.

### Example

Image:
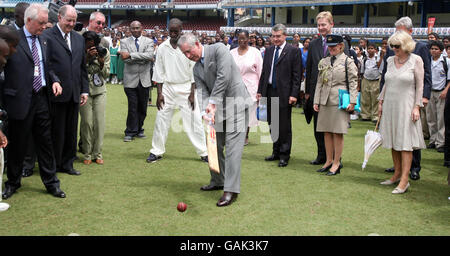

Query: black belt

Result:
[432,88,444,92]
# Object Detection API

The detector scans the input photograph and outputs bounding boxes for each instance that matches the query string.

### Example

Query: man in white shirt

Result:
[146,18,208,163]
[427,40,450,152]
[360,43,381,122]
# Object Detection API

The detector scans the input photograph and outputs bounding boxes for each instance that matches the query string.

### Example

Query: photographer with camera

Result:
[80,11,109,49]
[79,31,110,165]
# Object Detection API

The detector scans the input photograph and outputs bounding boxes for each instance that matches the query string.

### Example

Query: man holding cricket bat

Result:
[179,33,251,207]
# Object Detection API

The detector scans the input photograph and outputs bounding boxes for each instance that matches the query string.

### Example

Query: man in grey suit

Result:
[119,21,154,142]
[179,33,251,207]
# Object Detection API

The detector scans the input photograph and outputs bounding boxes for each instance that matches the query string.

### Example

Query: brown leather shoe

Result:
[96,159,104,165]
[83,160,92,165]
[216,192,238,207]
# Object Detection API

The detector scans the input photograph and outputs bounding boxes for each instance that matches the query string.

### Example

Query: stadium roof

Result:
[221,0,420,9]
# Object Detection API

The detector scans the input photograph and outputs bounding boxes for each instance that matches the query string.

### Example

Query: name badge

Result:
[34,65,39,77]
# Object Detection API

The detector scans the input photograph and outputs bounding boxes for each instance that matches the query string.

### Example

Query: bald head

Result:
[58,4,77,18]
[130,21,142,39]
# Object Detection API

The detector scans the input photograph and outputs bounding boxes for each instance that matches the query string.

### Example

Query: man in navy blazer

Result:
[380,16,432,181]
[1,4,66,199]
[42,4,89,176]
[257,24,302,167]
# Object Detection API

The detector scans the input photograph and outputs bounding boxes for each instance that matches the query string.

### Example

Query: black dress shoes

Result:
[200,156,208,163]
[22,168,34,178]
[410,169,420,180]
[2,186,17,200]
[265,155,280,161]
[66,169,81,175]
[58,169,81,175]
[278,159,288,167]
[317,164,332,173]
[385,167,395,173]
[326,166,341,176]
[200,184,224,191]
[47,187,66,198]
[310,157,326,165]
[216,192,238,207]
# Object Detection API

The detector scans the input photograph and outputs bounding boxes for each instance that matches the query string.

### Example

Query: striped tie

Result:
[31,36,42,92]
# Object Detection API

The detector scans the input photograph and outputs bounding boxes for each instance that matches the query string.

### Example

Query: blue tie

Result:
[272,46,280,89]
[135,38,139,51]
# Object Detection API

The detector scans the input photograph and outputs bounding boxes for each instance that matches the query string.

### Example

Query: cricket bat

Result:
[206,124,220,173]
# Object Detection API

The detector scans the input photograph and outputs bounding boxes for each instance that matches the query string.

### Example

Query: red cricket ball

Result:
[177,202,187,212]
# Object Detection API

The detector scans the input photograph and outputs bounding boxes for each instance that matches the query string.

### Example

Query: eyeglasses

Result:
[96,21,105,26]
[390,44,401,49]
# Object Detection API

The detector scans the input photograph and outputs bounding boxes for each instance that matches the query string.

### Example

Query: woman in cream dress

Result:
[378,30,425,194]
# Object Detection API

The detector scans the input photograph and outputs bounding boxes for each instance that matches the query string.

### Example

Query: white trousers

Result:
[150,82,207,157]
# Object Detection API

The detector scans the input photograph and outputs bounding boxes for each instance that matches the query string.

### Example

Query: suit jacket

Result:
[1,29,56,120]
[120,36,154,88]
[257,43,302,108]
[380,40,432,99]
[42,26,89,103]
[193,43,251,124]
[313,53,359,106]
[304,37,350,123]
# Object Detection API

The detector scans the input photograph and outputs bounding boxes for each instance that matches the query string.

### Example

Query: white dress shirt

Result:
[56,23,71,51]
[269,40,286,84]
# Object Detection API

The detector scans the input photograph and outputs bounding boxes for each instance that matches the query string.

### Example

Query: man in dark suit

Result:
[305,11,350,166]
[257,24,301,167]
[11,2,37,178]
[42,4,89,176]
[380,16,432,181]
[1,3,66,199]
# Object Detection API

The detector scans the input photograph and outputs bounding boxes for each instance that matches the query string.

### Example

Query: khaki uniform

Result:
[314,52,358,134]
[80,49,110,161]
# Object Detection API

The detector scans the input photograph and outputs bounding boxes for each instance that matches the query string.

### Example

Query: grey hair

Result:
[89,11,105,21]
[395,16,413,30]
[272,23,287,35]
[24,3,48,25]
[58,4,75,17]
[177,32,199,47]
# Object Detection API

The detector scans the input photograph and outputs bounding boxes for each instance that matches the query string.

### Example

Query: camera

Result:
[96,46,107,58]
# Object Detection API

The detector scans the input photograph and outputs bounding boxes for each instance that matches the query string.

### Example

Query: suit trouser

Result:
[426,90,446,148]
[267,86,292,161]
[23,137,37,170]
[313,108,326,161]
[51,100,79,172]
[124,82,150,137]
[150,82,207,157]
[6,89,60,190]
[444,92,450,183]
[80,92,106,161]
[209,108,248,194]
[360,78,380,121]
